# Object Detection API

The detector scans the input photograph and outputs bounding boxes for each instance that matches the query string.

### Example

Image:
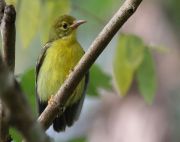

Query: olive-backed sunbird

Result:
[35,15,89,132]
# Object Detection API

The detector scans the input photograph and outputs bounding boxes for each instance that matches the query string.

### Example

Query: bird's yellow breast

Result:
[37,38,85,105]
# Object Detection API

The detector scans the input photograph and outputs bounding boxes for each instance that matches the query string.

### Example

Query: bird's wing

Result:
[64,71,89,126]
[35,42,52,114]
[53,71,89,131]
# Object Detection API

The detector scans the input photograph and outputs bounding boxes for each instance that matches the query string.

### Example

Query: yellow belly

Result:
[37,39,85,106]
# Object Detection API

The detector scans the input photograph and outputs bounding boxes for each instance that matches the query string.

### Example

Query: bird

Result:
[35,15,89,132]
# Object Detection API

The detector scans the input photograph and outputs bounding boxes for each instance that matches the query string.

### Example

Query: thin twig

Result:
[38,0,143,130]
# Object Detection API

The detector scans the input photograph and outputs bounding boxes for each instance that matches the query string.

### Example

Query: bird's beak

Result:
[70,20,86,29]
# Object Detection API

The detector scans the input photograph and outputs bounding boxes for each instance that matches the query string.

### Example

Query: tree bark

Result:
[0,1,12,141]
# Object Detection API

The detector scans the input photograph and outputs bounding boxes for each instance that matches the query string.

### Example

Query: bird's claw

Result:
[66,68,74,79]
[48,95,55,105]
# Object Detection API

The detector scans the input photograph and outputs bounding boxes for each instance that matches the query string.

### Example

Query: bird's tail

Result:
[53,115,66,132]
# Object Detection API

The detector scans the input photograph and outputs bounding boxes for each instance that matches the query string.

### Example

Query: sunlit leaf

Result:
[72,0,122,21]
[5,0,16,5]
[40,0,71,43]
[125,35,144,70]
[20,68,37,115]
[113,61,133,96]
[10,128,22,142]
[17,0,40,48]
[136,47,157,104]
[68,137,86,142]
[87,64,112,97]
[113,34,144,96]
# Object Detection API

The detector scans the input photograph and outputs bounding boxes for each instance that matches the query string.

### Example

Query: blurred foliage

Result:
[87,64,112,97]
[10,128,22,142]
[18,0,41,48]
[5,0,16,5]
[113,34,144,96]
[71,0,122,21]
[20,68,37,115]
[113,34,157,103]
[164,0,180,35]
[136,47,156,104]
[68,137,86,142]
[16,0,70,48]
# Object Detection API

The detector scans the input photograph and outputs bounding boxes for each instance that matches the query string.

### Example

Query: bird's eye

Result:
[62,22,68,29]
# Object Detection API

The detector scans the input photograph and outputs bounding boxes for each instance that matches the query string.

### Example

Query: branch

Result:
[38,0,143,130]
[1,4,15,72]
[0,2,51,142]
[0,0,5,23]
[0,100,11,142]
[0,1,11,142]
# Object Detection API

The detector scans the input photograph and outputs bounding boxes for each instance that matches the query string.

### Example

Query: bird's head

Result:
[49,15,86,41]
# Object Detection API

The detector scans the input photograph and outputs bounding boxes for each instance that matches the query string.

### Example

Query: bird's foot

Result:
[66,68,74,79]
[48,96,65,113]
[48,95,55,106]
[69,68,74,73]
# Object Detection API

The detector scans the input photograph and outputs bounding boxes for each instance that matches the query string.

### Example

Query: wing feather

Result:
[35,42,52,114]
[64,72,89,126]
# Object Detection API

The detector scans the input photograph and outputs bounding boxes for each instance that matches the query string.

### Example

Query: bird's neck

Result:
[62,30,76,41]
[50,31,77,46]
[49,28,78,42]
[53,31,77,47]
[61,31,77,46]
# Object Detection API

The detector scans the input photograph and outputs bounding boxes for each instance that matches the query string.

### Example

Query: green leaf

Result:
[68,137,86,142]
[5,0,16,5]
[136,47,157,104]
[17,0,40,48]
[113,34,144,96]
[87,64,112,97]
[20,68,37,115]
[10,128,22,142]
[125,35,145,70]
[40,0,71,43]
[72,0,122,21]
